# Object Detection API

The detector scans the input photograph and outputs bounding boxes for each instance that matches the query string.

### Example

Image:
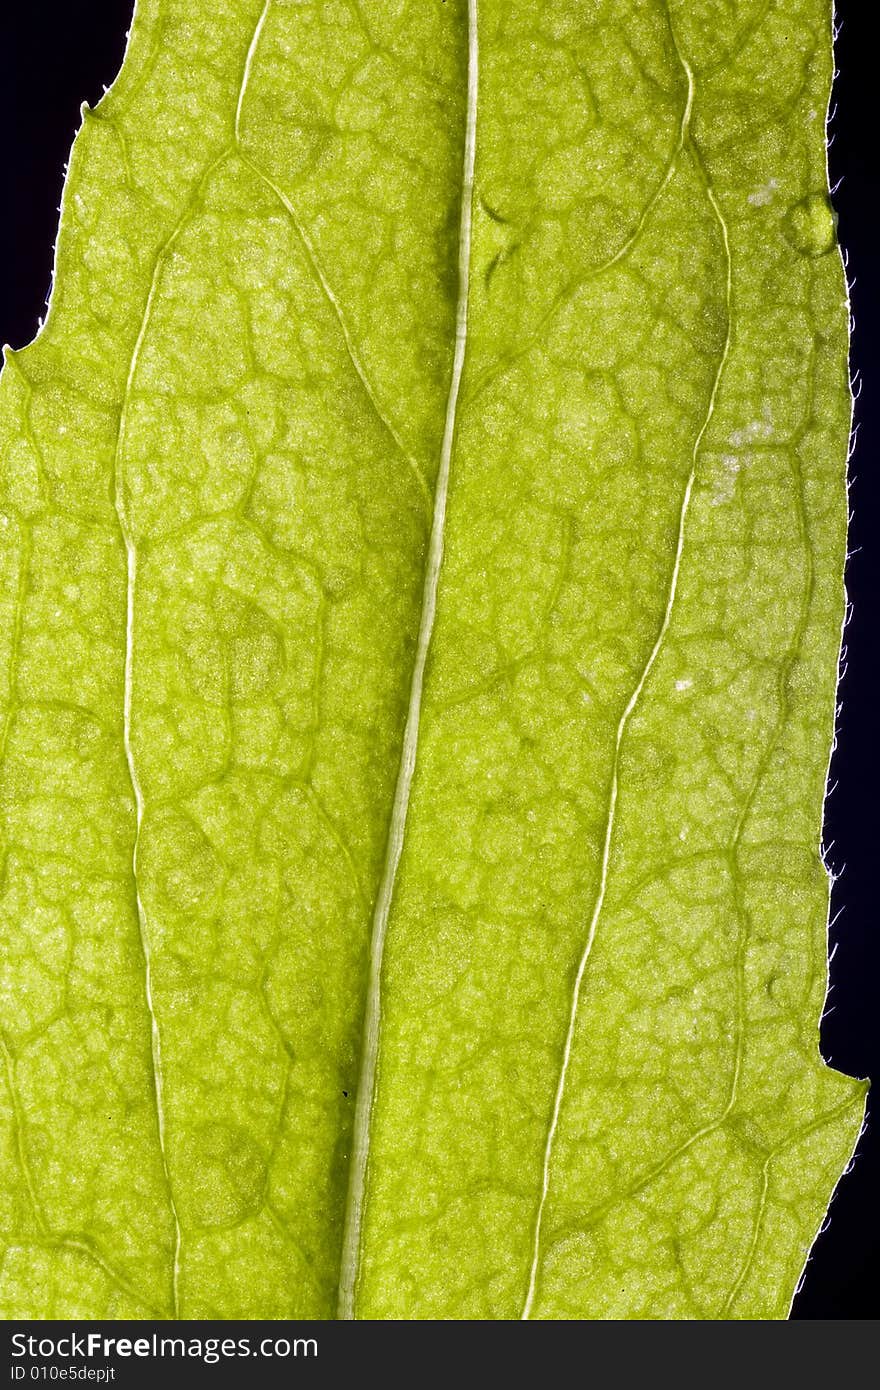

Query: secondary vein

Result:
[107,4,272,1317]
[235,0,272,145]
[236,152,432,511]
[113,258,184,1321]
[521,45,734,1318]
[233,0,431,510]
[336,0,480,1321]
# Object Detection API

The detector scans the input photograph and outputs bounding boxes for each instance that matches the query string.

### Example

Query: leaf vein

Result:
[336,0,480,1320]
[521,41,733,1319]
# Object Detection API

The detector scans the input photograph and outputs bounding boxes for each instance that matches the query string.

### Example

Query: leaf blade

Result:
[353,0,865,1320]
[0,0,864,1321]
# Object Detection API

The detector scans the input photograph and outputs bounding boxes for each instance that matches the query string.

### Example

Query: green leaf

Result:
[0,0,865,1321]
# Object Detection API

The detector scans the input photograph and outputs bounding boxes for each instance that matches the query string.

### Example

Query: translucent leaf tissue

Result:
[0,0,866,1320]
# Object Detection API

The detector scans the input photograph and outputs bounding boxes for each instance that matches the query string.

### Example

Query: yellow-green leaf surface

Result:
[0,0,866,1320]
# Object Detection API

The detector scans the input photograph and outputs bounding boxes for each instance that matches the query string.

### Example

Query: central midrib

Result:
[336,0,480,1321]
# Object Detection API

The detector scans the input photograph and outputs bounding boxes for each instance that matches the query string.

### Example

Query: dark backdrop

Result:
[0,0,876,1320]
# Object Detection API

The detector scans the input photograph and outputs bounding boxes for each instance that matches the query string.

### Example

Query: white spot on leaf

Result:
[748,178,780,207]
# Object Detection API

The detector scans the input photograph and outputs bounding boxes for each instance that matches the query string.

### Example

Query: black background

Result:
[0,1,876,1320]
